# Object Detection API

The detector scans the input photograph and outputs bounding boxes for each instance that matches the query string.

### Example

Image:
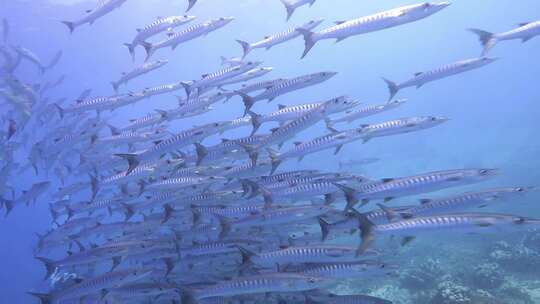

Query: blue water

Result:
[1,0,540,303]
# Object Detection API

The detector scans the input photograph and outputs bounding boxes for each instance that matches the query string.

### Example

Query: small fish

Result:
[326,99,407,126]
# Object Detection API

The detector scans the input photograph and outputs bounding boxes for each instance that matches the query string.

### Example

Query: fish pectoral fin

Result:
[401,236,416,246]
[522,36,534,43]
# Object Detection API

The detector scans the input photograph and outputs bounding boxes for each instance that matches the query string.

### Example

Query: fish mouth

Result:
[435,1,451,8]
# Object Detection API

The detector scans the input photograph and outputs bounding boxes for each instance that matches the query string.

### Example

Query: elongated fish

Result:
[356,212,540,254]
[383,57,497,100]
[326,99,407,127]
[61,0,129,33]
[124,15,196,60]
[237,71,338,114]
[357,116,449,143]
[141,17,234,61]
[298,2,450,58]
[335,168,498,209]
[236,19,323,58]
[470,20,540,55]
[111,60,168,92]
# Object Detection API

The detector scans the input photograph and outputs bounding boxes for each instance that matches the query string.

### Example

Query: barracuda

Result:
[335,168,498,210]
[298,2,450,58]
[326,99,407,126]
[124,15,196,60]
[111,60,169,92]
[356,212,540,254]
[470,20,540,55]
[383,57,497,100]
[141,17,234,61]
[236,19,323,58]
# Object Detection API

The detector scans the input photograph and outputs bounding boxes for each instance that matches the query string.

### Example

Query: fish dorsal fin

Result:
[201,73,209,78]
[264,35,270,39]
[334,20,346,25]
[86,9,92,13]
[221,138,230,143]
[293,141,303,146]
[74,278,84,284]
[136,28,142,32]
[419,199,432,205]
[270,127,279,133]
[67,250,73,256]
[381,178,394,183]
[360,124,370,128]
[414,72,423,77]
[167,32,175,37]
[278,104,287,110]
[154,140,163,145]
[519,22,530,27]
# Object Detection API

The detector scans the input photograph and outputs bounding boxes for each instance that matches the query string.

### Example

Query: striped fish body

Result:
[254,72,336,102]
[113,60,168,89]
[330,99,406,124]
[153,18,233,51]
[299,261,388,278]
[231,206,331,229]
[374,213,540,235]
[130,15,196,46]
[403,187,533,217]
[193,61,261,90]
[251,246,360,267]
[245,19,323,52]
[355,169,498,201]
[313,2,450,42]
[359,116,447,140]
[191,273,327,300]
[397,57,496,90]
[263,102,322,123]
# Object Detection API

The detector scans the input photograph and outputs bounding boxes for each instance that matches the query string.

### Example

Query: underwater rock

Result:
[431,280,472,304]
[369,284,413,304]
[490,241,540,275]
[399,258,443,291]
[522,230,540,253]
[472,262,504,289]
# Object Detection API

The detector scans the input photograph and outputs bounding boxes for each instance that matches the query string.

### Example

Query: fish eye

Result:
[431,117,437,121]
[219,17,225,21]
[479,169,489,175]
[516,187,524,192]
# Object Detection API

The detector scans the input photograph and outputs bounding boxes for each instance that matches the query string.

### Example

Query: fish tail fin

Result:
[332,183,359,211]
[162,204,174,224]
[217,216,231,239]
[382,78,399,101]
[110,81,120,93]
[180,81,193,97]
[237,246,256,269]
[3,198,14,217]
[140,41,154,62]
[186,0,197,12]
[296,28,316,59]
[318,217,331,241]
[27,292,52,304]
[279,0,296,21]
[266,148,281,175]
[121,203,134,221]
[246,110,263,136]
[53,103,64,119]
[238,143,259,167]
[235,39,252,59]
[324,118,335,130]
[234,91,255,116]
[35,257,56,281]
[90,174,99,200]
[60,21,75,34]
[193,142,208,166]
[468,28,497,56]
[123,43,136,61]
[349,209,375,256]
[114,153,140,176]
